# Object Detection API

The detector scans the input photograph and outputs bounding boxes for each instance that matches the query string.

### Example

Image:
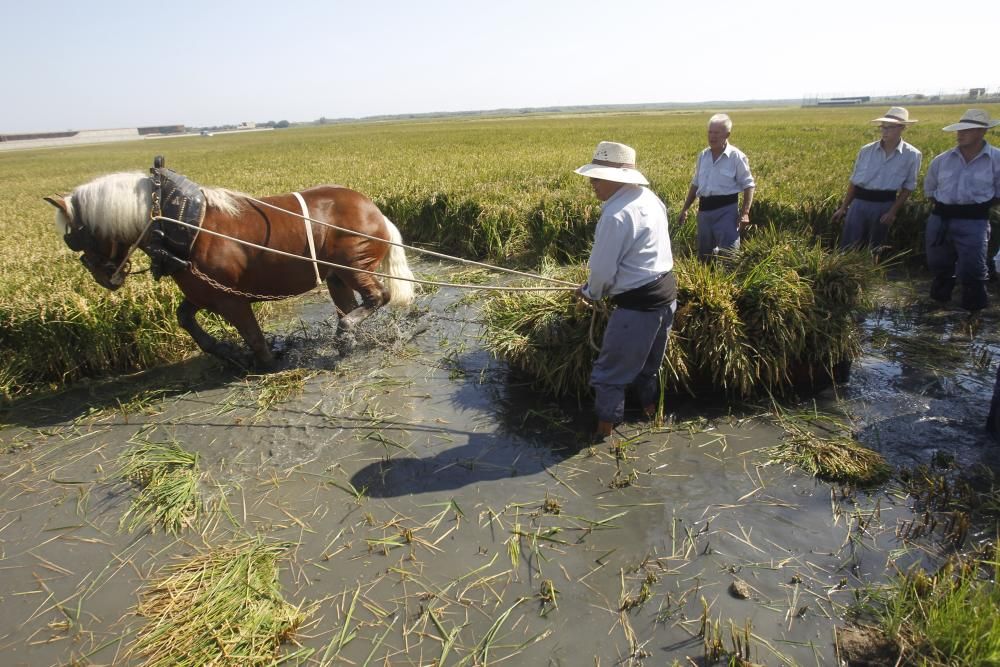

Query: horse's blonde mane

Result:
[66,172,152,242]
[202,187,246,217]
[59,173,248,241]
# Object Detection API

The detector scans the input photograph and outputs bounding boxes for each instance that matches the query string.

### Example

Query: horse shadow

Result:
[0,355,248,429]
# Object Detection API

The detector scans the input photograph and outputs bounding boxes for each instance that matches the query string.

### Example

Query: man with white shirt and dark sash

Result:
[832,107,922,256]
[574,141,676,442]
[677,113,756,260]
[924,109,1000,313]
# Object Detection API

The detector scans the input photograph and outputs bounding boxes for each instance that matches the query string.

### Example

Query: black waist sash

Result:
[854,186,897,202]
[931,201,992,247]
[612,271,677,311]
[932,201,992,220]
[699,194,739,211]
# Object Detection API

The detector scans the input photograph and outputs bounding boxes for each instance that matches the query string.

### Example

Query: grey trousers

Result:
[697,203,740,259]
[925,214,989,310]
[840,199,893,250]
[591,301,677,424]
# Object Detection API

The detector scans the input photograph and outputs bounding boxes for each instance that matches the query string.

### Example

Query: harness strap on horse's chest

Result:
[292,191,323,287]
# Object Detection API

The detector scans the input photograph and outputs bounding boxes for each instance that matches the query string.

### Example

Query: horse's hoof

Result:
[253,357,279,373]
[209,342,250,370]
[337,331,357,354]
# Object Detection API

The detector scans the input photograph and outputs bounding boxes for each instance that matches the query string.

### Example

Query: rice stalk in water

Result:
[128,539,312,666]
[117,440,201,535]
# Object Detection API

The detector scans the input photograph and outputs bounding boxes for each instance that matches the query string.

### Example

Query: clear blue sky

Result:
[2,0,995,133]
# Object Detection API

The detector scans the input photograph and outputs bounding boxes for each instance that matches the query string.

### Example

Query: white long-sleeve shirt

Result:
[583,185,673,301]
[849,139,922,192]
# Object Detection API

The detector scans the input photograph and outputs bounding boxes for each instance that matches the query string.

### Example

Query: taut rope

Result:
[242,195,577,288]
[152,215,576,294]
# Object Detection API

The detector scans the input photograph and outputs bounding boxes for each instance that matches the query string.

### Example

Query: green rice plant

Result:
[117,440,201,535]
[873,556,1000,666]
[129,539,312,667]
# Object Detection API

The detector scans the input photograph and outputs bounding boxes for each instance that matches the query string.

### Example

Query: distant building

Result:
[816,96,871,106]
[236,121,256,129]
[969,88,986,99]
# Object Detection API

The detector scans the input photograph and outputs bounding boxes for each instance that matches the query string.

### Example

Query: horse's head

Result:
[44,173,153,291]
[45,194,132,290]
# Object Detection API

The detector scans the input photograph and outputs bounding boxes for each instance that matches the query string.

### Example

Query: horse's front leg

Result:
[177,299,235,360]
[213,298,275,369]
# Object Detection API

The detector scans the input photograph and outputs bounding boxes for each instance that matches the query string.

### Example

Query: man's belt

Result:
[699,194,739,212]
[854,186,897,203]
[612,271,677,311]
[932,201,992,220]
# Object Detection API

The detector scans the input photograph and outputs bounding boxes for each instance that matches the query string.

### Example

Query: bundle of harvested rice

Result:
[482,227,880,400]
[117,441,201,535]
[129,539,312,666]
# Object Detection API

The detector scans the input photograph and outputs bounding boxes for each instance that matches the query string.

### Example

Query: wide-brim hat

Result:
[871,106,916,125]
[943,109,1000,131]
[574,141,649,185]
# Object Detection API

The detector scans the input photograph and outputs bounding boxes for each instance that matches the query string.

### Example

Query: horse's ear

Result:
[43,195,69,215]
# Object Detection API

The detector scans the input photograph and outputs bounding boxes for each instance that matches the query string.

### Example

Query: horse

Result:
[44,169,415,368]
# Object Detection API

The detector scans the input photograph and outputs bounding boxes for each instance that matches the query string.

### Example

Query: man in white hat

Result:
[677,113,756,260]
[923,109,1000,312]
[574,141,676,441]
[832,107,922,255]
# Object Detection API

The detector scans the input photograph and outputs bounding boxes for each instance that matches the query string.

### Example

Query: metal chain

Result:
[188,264,305,301]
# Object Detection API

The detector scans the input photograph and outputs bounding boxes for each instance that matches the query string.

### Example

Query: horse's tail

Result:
[381,217,415,307]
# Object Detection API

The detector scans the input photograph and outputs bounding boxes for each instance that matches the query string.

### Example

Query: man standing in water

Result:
[574,141,676,442]
[677,113,756,260]
[832,107,922,256]
[924,109,1000,313]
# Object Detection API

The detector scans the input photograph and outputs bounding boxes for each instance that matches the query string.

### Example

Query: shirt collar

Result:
[603,184,640,209]
[880,138,905,155]
[947,141,992,163]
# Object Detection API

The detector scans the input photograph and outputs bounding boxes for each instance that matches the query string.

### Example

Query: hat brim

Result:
[574,163,649,185]
[943,120,1000,131]
[871,117,916,125]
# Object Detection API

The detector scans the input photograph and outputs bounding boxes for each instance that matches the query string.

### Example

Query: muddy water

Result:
[1,262,998,666]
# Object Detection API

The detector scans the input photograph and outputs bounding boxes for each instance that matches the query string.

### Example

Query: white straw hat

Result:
[574,141,649,185]
[871,107,917,125]
[943,109,1000,131]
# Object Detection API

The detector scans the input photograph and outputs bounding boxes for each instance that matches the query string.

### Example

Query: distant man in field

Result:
[574,141,676,442]
[923,109,1000,313]
[832,107,922,256]
[677,113,756,260]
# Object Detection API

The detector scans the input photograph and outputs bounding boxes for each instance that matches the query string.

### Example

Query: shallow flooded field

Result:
[1,262,998,666]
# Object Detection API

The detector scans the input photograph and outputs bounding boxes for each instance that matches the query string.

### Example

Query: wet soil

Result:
[1,262,998,666]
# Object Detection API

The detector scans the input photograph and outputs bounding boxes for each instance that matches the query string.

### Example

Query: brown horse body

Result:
[46,172,415,367]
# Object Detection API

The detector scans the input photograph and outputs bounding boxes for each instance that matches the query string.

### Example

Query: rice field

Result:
[2,103,999,396]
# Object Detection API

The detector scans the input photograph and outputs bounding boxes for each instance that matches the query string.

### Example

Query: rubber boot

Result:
[592,420,614,444]
[960,280,988,312]
[929,274,955,304]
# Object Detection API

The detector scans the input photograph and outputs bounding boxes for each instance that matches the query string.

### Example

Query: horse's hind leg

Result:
[336,271,390,334]
[325,273,358,317]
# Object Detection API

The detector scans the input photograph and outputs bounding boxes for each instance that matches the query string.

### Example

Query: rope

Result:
[242,195,578,288]
[153,215,575,293]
